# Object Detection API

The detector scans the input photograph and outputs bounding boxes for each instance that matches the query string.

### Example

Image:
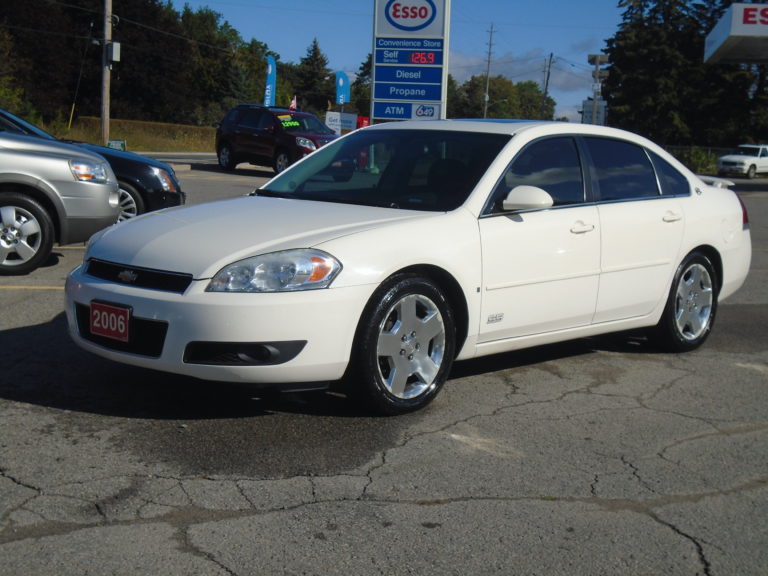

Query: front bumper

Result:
[144,187,186,212]
[65,264,375,385]
[717,163,749,176]
[59,181,120,244]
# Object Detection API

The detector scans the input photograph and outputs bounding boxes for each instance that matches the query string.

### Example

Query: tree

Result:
[294,39,333,114]
[0,28,25,113]
[445,74,466,118]
[603,0,765,145]
[351,53,372,116]
[447,75,553,119]
[0,0,82,121]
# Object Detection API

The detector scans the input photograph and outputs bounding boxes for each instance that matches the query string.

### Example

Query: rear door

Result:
[583,137,686,323]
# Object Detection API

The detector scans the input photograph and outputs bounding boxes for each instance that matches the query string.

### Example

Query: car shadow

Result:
[0,313,364,421]
[450,330,655,380]
[0,312,660,423]
[189,162,274,178]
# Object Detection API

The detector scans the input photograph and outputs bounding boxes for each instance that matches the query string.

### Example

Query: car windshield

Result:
[733,147,760,157]
[0,110,57,140]
[258,129,510,211]
[275,113,334,134]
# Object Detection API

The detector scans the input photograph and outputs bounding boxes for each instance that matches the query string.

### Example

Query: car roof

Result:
[363,118,653,142]
[234,104,315,117]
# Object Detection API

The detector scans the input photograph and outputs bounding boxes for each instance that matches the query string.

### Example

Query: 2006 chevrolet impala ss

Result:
[65,120,751,414]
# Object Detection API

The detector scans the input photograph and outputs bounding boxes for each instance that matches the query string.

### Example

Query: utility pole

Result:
[483,24,494,118]
[588,53,608,125]
[541,52,553,119]
[100,0,112,145]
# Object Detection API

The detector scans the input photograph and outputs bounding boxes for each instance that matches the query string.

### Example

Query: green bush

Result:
[667,146,719,174]
[49,117,216,152]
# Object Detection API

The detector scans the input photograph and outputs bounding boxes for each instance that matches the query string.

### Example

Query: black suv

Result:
[215,105,338,173]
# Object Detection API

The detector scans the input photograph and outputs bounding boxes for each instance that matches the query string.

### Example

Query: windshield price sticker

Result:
[90,301,130,342]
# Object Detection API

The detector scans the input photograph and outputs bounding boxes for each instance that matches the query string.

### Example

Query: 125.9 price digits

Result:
[409,51,436,64]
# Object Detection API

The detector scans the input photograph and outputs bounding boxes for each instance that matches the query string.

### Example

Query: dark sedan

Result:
[0,109,185,220]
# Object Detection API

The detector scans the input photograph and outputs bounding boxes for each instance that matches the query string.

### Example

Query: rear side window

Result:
[651,152,691,196]
[584,137,659,201]
[239,109,264,130]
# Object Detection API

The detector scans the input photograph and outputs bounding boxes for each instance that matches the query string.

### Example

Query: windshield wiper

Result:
[250,189,294,198]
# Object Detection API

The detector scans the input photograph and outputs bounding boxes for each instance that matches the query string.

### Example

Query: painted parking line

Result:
[0,285,64,290]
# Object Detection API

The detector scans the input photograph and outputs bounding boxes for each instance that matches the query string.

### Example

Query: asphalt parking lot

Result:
[1,163,766,575]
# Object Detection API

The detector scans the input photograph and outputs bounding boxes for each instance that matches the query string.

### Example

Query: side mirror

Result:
[502,185,554,211]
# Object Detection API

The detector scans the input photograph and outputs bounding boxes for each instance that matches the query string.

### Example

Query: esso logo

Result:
[385,0,437,32]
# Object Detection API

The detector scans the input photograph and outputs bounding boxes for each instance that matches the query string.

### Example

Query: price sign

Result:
[372,0,450,121]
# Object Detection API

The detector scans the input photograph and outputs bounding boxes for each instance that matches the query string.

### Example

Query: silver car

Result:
[0,132,119,274]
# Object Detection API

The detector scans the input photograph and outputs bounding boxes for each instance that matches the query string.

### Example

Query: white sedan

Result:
[65,120,752,414]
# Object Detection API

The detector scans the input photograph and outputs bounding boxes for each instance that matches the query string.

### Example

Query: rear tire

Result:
[651,252,717,352]
[349,275,455,415]
[0,192,55,275]
[218,144,236,170]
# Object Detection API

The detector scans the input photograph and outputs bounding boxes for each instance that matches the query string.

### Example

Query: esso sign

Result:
[385,0,437,31]
[742,6,768,25]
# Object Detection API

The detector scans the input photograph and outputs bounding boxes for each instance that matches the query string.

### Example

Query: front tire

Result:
[350,275,456,415]
[273,150,290,174]
[652,252,717,352]
[117,182,145,222]
[0,193,55,275]
[747,164,757,179]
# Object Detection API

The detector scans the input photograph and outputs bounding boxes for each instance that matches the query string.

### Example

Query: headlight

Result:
[207,249,341,293]
[152,167,178,192]
[296,137,317,151]
[70,160,109,183]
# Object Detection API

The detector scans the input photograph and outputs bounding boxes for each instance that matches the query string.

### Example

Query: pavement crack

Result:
[647,511,713,576]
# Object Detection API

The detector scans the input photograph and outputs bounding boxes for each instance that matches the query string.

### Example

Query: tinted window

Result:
[262,130,510,212]
[489,137,584,211]
[239,109,264,130]
[651,152,690,196]
[584,137,659,201]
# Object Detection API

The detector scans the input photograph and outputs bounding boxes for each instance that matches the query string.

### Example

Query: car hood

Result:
[718,154,755,162]
[69,141,173,171]
[0,132,107,161]
[87,196,426,278]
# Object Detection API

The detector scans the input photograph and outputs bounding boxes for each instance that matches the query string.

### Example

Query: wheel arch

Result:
[378,263,470,358]
[685,245,722,296]
[0,182,63,243]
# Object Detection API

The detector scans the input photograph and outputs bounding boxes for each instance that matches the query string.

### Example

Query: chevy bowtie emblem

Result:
[117,270,139,283]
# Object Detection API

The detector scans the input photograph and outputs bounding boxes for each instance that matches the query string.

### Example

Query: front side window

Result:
[584,137,659,201]
[260,129,510,211]
[488,137,584,213]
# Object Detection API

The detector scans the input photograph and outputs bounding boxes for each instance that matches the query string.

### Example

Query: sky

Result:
[175,0,625,121]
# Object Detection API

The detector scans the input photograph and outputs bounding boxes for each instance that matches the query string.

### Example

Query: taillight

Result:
[737,195,750,227]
